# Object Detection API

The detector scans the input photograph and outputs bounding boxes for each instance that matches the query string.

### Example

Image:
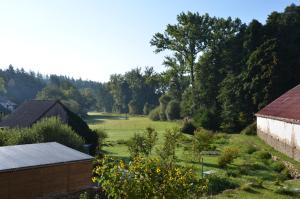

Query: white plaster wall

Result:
[257,116,300,147]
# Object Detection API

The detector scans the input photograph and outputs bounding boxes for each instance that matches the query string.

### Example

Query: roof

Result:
[256,84,300,122]
[0,142,93,172]
[0,100,66,128]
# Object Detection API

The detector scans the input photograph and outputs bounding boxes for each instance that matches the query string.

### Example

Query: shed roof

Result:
[256,85,300,122]
[0,142,93,172]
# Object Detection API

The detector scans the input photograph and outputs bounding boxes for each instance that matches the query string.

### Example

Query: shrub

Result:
[207,174,238,195]
[193,108,220,131]
[180,117,196,134]
[127,127,158,157]
[165,100,181,120]
[128,100,140,115]
[159,95,171,121]
[143,102,153,115]
[157,128,182,163]
[240,183,253,192]
[271,161,286,172]
[0,117,85,151]
[244,143,259,154]
[218,147,239,168]
[93,156,208,199]
[241,122,257,135]
[192,128,215,161]
[254,151,271,160]
[148,106,160,121]
[94,129,108,152]
[30,117,85,150]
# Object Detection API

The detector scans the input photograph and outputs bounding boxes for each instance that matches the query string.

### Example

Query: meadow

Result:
[87,112,300,198]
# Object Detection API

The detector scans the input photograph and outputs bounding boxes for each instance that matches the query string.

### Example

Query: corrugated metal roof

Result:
[256,84,300,121]
[0,142,93,172]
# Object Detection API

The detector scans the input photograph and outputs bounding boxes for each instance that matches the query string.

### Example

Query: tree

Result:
[0,77,5,94]
[151,12,214,106]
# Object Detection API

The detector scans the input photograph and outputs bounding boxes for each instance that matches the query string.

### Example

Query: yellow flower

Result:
[156,168,161,173]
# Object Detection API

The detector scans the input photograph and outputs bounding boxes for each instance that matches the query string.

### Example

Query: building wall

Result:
[0,160,92,199]
[257,116,300,161]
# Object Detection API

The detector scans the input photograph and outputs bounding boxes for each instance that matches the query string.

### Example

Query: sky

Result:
[0,0,299,82]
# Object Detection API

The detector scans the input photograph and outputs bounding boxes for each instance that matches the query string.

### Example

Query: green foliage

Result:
[193,108,219,131]
[180,117,196,134]
[271,161,286,173]
[274,187,295,196]
[148,106,161,121]
[0,117,84,151]
[192,128,215,161]
[157,128,182,163]
[254,151,272,160]
[159,95,171,121]
[94,129,108,151]
[128,100,139,115]
[165,100,180,120]
[143,102,152,115]
[241,122,257,135]
[93,155,208,199]
[207,174,238,195]
[127,127,158,157]
[218,147,239,168]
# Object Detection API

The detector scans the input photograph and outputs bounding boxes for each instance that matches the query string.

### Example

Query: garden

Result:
[86,112,300,199]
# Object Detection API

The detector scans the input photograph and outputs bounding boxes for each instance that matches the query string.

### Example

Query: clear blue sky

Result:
[0,0,298,82]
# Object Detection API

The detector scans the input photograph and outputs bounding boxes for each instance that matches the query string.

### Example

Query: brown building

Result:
[256,85,300,161]
[0,142,93,199]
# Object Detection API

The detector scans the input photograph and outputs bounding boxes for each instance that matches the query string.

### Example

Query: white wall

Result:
[257,116,300,147]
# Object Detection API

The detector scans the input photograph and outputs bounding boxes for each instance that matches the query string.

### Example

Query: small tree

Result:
[157,128,182,163]
[192,129,214,161]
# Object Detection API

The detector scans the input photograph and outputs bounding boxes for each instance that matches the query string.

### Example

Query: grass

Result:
[87,112,300,198]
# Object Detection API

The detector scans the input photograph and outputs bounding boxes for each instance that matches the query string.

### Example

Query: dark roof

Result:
[256,85,300,122]
[0,142,93,172]
[0,100,59,128]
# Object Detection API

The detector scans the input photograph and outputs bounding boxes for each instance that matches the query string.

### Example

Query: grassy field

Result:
[87,112,300,198]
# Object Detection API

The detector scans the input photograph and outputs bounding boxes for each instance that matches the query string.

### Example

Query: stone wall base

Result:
[257,130,300,162]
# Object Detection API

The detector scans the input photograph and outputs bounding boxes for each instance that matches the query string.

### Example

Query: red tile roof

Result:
[256,85,300,121]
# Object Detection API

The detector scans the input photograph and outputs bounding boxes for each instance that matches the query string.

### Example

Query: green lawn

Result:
[87,112,300,198]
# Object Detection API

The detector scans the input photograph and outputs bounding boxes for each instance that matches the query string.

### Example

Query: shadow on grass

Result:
[86,114,128,124]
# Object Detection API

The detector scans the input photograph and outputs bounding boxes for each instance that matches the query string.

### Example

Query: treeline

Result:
[1,4,299,132]
[149,4,300,132]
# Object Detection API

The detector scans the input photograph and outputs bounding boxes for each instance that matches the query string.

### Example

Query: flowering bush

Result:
[93,155,208,199]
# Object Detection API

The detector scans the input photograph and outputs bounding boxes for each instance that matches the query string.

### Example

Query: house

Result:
[0,142,93,199]
[256,85,300,161]
[0,96,16,112]
[0,100,98,154]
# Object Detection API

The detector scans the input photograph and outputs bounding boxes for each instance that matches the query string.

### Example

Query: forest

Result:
[0,4,300,133]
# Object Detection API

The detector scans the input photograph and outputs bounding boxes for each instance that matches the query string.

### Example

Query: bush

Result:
[157,128,182,163]
[148,106,160,121]
[159,95,171,121]
[94,129,108,151]
[0,117,85,151]
[218,147,239,168]
[192,128,215,161]
[241,122,257,135]
[180,118,196,134]
[143,102,153,115]
[271,161,286,172]
[254,151,271,160]
[207,174,238,195]
[93,156,208,198]
[127,127,158,157]
[244,143,259,154]
[165,100,181,120]
[226,169,240,177]
[128,100,140,115]
[193,108,220,131]
[240,183,253,192]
